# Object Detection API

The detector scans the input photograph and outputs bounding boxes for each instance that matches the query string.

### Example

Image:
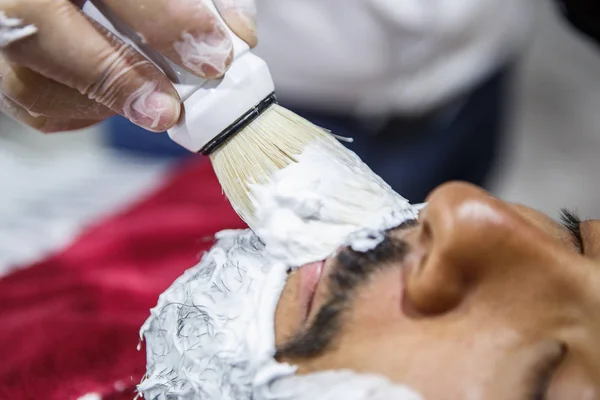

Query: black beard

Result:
[275,222,414,360]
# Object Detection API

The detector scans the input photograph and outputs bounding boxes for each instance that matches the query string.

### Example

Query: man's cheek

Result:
[274,270,303,347]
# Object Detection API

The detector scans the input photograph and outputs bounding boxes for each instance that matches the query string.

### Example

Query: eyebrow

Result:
[275,220,416,360]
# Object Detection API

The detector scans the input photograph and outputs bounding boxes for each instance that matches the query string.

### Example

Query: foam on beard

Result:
[265,370,423,400]
[138,137,424,399]
[138,230,295,399]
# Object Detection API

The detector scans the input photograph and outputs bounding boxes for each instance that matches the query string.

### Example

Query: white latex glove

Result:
[0,0,256,133]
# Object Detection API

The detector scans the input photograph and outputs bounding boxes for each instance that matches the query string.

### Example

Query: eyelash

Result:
[559,208,583,254]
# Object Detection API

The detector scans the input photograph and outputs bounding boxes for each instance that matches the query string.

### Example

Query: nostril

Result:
[420,219,433,245]
[405,252,467,315]
[414,221,432,272]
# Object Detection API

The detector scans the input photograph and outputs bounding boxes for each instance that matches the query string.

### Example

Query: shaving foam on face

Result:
[138,229,295,400]
[250,137,422,267]
[261,370,422,400]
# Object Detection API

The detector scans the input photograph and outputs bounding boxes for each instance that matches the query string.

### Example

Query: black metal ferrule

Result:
[200,92,278,155]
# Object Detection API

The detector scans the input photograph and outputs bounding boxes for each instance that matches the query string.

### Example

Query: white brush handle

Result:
[83,0,275,153]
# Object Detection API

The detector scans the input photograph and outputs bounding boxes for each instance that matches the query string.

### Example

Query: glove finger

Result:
[0,54,114,119]
[0,94,101,133]
[99,0,234,78]
[214,0,257,48]
[1,0,181,132]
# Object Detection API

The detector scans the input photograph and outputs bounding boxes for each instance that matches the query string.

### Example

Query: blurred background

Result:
[1,0,600,274]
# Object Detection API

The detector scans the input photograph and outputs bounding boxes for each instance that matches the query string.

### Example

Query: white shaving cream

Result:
[138,230,295,400]
[0,12,38,48]
[262,370,422,400]
[139,137,423,400]
[173,30,233,76]
[251,138,422,267]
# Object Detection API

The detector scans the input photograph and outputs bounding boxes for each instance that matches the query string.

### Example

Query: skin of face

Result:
[273,181,600,399]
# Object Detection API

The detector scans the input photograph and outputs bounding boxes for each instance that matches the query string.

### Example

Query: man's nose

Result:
[405,181,530,314]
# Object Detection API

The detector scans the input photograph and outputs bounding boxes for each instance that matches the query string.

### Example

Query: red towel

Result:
[0,158,245,400]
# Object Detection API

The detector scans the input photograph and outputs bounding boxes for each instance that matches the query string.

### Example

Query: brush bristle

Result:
[210,104,347,226]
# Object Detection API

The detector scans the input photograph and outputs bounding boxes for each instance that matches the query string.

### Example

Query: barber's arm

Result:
[555,0,600,46]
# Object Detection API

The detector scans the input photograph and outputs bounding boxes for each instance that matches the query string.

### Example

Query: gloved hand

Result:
[0,0,256,133]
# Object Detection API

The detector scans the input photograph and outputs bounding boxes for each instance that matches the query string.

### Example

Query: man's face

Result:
[273,182,600,399]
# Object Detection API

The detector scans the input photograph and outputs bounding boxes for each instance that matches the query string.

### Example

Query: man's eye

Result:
[559,208,583,254]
